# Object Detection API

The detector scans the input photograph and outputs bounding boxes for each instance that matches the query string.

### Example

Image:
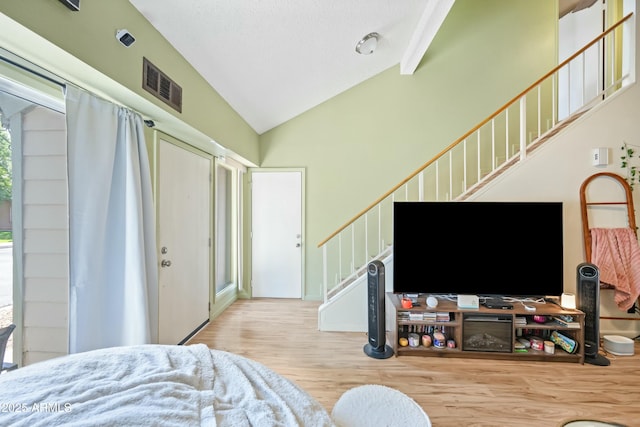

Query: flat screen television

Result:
[392,201,564,298]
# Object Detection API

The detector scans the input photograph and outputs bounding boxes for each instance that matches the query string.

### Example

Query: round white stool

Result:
[331,384,431,427]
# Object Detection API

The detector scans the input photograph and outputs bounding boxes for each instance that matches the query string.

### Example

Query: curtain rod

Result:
[0,52,65,89]
[0,49,155,127]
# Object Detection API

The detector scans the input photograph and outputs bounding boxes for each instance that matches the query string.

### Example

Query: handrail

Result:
[318,12,633,248]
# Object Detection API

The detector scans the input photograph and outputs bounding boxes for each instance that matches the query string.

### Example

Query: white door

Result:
[251,170,303,298]
[158,137,211,344]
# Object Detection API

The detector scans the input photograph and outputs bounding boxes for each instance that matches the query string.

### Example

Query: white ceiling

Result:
[128,1,581,135]
[128,0,453,135]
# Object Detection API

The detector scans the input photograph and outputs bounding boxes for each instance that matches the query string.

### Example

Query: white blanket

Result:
[0,344,334,427]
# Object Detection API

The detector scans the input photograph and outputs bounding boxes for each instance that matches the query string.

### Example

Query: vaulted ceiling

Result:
[129,0,458,134]
[129,1,588,135]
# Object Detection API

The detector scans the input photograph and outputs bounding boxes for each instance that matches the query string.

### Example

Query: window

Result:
[215,159,237,294]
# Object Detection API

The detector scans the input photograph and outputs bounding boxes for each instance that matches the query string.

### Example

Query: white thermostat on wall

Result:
[592,147,609,166]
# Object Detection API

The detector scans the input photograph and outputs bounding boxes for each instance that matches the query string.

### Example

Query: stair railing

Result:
[318,13,635,303]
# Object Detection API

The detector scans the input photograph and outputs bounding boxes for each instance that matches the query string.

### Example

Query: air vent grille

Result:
[143,57,182,113]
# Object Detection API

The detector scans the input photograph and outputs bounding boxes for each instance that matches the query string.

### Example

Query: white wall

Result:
[558,1,604,119]
[470,81,640,337]
[318,255,393,332]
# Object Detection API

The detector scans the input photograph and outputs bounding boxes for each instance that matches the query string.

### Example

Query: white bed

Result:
[0,343,335,426]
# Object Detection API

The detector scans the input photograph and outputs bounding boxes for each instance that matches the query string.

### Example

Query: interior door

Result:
[157,137,211,344]
[251,169,303,298]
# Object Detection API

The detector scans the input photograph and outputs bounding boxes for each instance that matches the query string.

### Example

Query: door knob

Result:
[161,259,172,267]
[296,243,301,247]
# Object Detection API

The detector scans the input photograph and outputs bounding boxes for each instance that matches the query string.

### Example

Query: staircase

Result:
[317,13,635,332]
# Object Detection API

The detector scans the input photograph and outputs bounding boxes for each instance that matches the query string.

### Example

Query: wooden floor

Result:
[188,298,640,427]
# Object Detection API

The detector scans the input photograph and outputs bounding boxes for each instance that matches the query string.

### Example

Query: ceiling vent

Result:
[143,57,182,113]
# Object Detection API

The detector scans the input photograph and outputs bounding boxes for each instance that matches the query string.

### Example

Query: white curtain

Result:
[65,86,158,353]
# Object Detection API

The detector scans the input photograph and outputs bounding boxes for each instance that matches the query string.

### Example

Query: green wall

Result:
[259,0,559,299]
[0,0,259,164]
[1,0,559,301]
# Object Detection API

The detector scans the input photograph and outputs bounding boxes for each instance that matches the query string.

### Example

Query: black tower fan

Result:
[363,260,393,359]
[576,263,610,366]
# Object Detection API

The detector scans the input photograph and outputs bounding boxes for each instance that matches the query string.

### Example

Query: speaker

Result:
[576,263,610,366]
[363,260,393,359]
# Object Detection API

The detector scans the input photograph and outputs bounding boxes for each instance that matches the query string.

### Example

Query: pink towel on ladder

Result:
[590,227,640,311]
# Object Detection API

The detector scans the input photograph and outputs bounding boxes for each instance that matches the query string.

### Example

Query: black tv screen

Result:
[392,201,564,298]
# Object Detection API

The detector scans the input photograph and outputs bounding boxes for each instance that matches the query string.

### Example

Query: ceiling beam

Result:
[400,0,455,75]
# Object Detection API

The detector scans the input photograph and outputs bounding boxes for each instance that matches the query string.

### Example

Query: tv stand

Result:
[386,293,585,363]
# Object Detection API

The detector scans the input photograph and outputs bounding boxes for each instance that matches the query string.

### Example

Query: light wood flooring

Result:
[188,298,640,427]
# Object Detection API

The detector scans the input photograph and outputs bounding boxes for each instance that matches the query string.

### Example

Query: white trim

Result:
[400,0,455,75]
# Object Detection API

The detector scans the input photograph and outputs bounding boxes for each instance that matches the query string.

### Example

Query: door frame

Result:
[248,168,306,299]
